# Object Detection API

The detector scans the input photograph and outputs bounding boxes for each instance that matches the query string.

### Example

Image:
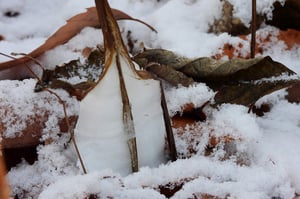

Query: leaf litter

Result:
[0,0,300,198]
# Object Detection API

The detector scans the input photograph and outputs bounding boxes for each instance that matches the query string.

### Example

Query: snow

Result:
[40,27,103,69]
[165,84,215,116]
[0,0,300,198]
[228,0,285,24]
[0,79,78,138]
[8,136,80,198]
[206,104,262,141]
[75,54,166,175]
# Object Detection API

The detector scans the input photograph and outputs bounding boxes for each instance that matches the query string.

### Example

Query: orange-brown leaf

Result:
[0,149,10,199]
[0,7,156,72]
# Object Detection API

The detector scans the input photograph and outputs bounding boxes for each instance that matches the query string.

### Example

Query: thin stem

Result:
[11,52,45,71]
[0,52,87,174]
[251,0,257,58]
[45,89,87,174]
[0,52,43,83]
[160,81,177,161]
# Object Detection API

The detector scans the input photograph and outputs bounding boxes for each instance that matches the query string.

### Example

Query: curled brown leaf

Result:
[0,7,156,77]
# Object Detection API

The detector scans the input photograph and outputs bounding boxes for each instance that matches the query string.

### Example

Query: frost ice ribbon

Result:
[75,0,171,176]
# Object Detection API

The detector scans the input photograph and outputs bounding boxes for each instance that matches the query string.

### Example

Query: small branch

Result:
[0,52,87,174]
[116,54,139,173]
[160,81,177,161]
[11,52,46,72]
[0,52,43,83]
[251,0,257,58]
[45,89,87,174]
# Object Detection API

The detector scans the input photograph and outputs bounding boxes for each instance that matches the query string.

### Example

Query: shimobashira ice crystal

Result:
[74,0,168,175]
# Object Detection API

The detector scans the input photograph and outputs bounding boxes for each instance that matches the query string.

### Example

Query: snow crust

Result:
[0,0,300,198]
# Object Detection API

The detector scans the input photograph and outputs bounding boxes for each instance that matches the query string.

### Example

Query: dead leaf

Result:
[214,80,300,106]
[277,29,300,49]
[285,82,300,103]
[134,50,296,89]
[267,0,300,31]
[0,148,10,199]
[209,0,251,36]
[158,181,185,198]
[40,49,104,84]
[134,49,192,70]
[179,56,295,88]
[0,7,156,73]
[144,62,195,87]
[250,103,271,116]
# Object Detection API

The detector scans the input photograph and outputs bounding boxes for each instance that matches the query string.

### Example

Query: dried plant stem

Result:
[251,0,257,58]
[116,54,139,172]
[45,89,87,174]
[0,52,42,82]
[0,52,87,174]
[95,0,139,173]
[160,81,177,161]
[11,52,45,71]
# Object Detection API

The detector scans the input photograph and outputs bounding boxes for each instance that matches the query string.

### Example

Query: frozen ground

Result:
[1,0,300,198]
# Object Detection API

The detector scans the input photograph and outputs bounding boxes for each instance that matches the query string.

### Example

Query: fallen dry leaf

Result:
[0,148,10,199]
[135,50,295,88]
[267,0,300,31]
[214,80,299,106]
[286,82,300,103]
[277,29,300,49]
[179,56,295,84]
[144,62,195,87]
[0,7,156,73]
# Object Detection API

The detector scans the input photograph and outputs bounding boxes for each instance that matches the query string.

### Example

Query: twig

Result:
[45,89,87,174]
[251,0,257,58]
[0,52,42,82]
[0,52,87,174]
[159,81,177,161]
[11,52,46,71]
